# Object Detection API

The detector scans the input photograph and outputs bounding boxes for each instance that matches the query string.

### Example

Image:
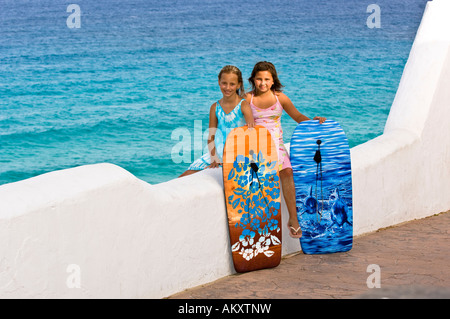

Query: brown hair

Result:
[248,61,284,93]
[218,65,245,98]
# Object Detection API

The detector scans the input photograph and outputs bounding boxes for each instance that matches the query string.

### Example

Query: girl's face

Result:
[253,71,274,93]
[218,72,240,98]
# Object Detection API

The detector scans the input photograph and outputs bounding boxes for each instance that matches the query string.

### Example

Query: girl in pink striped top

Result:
[245,61,326,239]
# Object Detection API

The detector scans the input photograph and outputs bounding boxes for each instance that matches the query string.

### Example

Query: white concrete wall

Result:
[351,0,450,235]
[0,163,298,298]
[1,0,449,299]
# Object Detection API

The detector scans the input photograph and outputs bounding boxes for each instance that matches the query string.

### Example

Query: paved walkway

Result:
[170,211,450,299]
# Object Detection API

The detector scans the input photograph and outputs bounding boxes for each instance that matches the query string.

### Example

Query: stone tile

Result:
[169,211,450,299]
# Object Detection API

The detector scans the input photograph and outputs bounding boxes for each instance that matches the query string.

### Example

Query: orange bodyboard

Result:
[222,125,282,273]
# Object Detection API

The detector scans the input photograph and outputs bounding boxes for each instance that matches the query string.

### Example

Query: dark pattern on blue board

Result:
[290,120,353,254]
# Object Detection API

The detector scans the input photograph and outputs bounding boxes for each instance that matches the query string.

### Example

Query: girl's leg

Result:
[178,170,200,178]
[279,168,302,238]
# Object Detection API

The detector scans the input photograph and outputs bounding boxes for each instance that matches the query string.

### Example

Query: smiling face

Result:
[253,71,274,94]
[248,61,284,93]
[218,72,241,98]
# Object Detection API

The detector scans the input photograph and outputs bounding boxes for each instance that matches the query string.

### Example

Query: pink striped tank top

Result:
[249,93,292,171]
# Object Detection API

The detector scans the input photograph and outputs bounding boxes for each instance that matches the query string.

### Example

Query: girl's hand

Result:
[313,116,326,124]
[247,121,255,129]
[207,159,222,169]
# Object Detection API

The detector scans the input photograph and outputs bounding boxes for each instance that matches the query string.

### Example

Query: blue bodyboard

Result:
[290,120,353,254]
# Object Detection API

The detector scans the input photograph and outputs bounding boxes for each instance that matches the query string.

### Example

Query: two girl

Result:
[180,62,326,239]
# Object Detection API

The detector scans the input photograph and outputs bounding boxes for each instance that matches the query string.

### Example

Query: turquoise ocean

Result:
[0,0,427,185]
